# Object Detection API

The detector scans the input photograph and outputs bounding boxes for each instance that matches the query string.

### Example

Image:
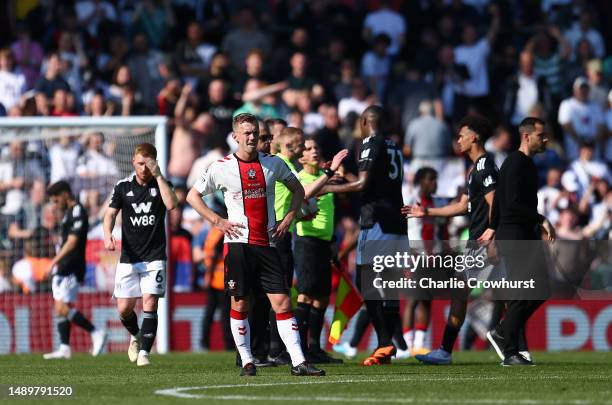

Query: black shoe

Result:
[253,356,276,368]
[240,362,257,376]
[502,354,535,367]
[268,351,291,366]
[291,362,326,376]
[486,328,505,361]
[308,348,344,364]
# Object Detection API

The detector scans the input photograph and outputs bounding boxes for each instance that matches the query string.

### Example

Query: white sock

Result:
[138,349,148,356]
[276,312,305,367]
[414,330,426,349]
[59,344,71,351]
[403,330,414,350]
[230,310,253,366]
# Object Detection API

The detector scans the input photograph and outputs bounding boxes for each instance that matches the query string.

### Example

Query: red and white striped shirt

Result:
[194,153,297,246]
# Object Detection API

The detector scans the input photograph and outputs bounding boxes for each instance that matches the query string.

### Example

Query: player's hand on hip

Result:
[330,149,349,171]
[217,219,244,239]
[145,157,162,178]
[105,235,116,251]
[401,203,425,217]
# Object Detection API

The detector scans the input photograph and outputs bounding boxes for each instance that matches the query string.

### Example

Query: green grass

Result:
[0,351,610,405]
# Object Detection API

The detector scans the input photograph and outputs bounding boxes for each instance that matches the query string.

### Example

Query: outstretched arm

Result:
[402,194,469,218]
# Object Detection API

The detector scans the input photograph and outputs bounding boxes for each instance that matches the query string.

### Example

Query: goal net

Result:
[0,116,168,355]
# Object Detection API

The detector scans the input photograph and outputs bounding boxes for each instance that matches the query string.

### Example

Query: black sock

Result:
[390,312,407,351]
[67,309,95,333]
[58,317,71,345]
[140,311,158,352]
[441,323,461,353]
[294,302,311,352]
[308,306,326,350]
[268,309,284,357]
[120,311,140,337]
[350,308,370,347]
[365,300,392,347]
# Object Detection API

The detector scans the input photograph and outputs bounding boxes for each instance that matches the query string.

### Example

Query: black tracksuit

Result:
[491,150,549,357]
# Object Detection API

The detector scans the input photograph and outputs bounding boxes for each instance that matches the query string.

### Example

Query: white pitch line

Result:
[155,374,610,402]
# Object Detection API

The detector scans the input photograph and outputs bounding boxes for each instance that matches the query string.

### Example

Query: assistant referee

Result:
[488,117,556,367]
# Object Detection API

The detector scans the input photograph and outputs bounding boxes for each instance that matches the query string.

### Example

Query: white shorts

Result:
[52,274,79,303]
[113,260,166,298]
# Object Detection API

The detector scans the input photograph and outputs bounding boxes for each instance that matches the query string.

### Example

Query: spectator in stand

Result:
[403,100,451,160]
[538,167,564,226]
[201,79,239,136]
[175,21,217,85]
[338,77,371,122]
[562,138,609,200]
[294,93,323,136]
[580,179,611,239]
[334,59,357,102]
[361,33,391,102]
[10,23,44,89]
[12,230,52,294]
[503,51,551,128]
[390,66,443,135]
[51,89,78,117]
[97,34,129,84]
[127,33,164,113]
[558,77,606,161]
[0,49,26,114]
[108,64,138,115]
[49,134,80,183]
[56,30,88,100]
[314,104,344,162]
[283,52,322,110]
[132,0,175,49]
[167,85,203,188]
[585,59,609,109]
[233,79,283,120]
[452,3,500,118]
[221,7,271,71]
[7,180,46,242]
[362,0,406,56]
[0,140,45,216]
[157,75,182,117]
[34,52,71,116]
[187,136,229,189]
[564,10,605,60]
[485,126,513,169]
[0,258,13,293]
[75,132,119,182]
[75,0,118,37]
[525,25,572,108]
[85,90,114,116]
[566,38,595,84]
[232,49,269,97]
[606,90,612,164]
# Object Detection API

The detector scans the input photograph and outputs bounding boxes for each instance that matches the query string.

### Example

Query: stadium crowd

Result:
[0,0,610,341]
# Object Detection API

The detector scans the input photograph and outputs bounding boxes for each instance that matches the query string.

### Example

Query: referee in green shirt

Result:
[294,137,346,364]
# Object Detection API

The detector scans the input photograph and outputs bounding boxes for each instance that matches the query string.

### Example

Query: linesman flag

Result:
[328,265,363,344]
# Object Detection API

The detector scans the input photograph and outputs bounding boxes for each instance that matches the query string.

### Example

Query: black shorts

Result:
[294,236,332,297]
[224,243,289,297]
[275,232,294,287]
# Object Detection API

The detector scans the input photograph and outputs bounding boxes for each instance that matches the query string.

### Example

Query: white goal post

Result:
[0,116,170,354]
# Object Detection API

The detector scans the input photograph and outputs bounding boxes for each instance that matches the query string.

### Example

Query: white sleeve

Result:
[478,38,490,57]
[361,53,375,77]
[193,162,219,196]
[558,100,571,125]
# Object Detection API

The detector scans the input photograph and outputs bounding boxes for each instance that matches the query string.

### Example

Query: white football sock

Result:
[276,312,306,367]
[230,310,253,367]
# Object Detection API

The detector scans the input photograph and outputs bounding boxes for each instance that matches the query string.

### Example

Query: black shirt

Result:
[57,203,88,281]
[491,151,544,232]
[465,153,498,240]
[109,175,169,263]
[358,134,407,234]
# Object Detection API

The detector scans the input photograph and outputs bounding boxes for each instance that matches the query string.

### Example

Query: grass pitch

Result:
[0,351,610,405]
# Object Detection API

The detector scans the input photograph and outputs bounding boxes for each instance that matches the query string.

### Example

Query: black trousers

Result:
[496,224,549,357]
